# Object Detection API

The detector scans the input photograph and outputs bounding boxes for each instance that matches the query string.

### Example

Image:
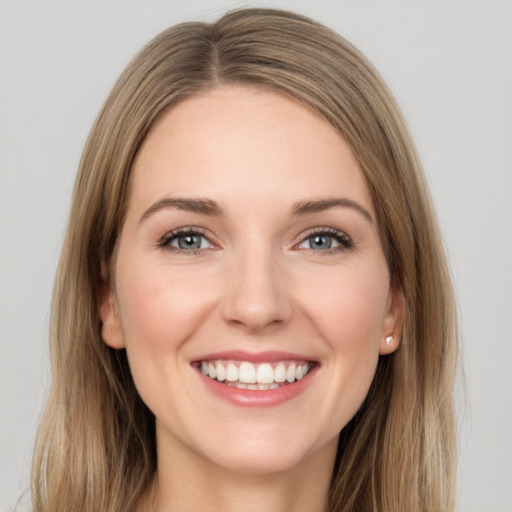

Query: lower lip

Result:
[196,365,317,407]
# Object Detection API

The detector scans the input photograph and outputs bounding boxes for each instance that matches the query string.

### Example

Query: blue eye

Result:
[160,229,212,252]
[171,233,209,250]
[303,234,336,250]
[298,229,352,252]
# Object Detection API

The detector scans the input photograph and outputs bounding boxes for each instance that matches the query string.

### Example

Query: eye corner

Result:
[293,227,353,254]
[157,226,218,254]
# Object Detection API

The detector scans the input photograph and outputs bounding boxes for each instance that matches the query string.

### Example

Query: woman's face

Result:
[101,86,402,474]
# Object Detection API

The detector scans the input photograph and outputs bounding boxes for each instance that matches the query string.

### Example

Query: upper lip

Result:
[191,350,318,364]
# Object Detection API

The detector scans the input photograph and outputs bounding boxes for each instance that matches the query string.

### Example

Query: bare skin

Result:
[144,429,336,512]
[100,86,403,512]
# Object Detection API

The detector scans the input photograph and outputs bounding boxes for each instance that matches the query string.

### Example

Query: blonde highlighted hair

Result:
[31,8,457,511]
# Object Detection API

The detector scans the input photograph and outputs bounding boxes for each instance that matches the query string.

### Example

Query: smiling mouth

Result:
[197,360,314,390]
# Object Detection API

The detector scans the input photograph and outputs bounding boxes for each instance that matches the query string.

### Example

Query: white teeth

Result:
[200,360,312,388]
[226,363,238,382]
[274,362,286,382]
[286,363,296,383]
[239,362,257,383]
[256,363,274,384]
[216,362,226,381]
[230,382,280,390]
[232,382,254,390]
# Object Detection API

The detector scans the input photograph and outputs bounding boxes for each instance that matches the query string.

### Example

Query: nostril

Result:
[221,291,293,331]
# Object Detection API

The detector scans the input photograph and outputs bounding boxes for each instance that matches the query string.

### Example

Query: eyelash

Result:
[157,227,353,255]
[297,227,353,254]
[158,227,212,255]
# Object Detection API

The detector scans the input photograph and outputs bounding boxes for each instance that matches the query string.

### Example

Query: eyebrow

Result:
[139,196,373,225]
[291,198,373,223]
[139,197,223,224]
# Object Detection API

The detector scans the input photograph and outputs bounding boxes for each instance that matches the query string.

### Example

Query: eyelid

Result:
[294,227,353,252]
[156,225,352,254]
[157,226,217,253]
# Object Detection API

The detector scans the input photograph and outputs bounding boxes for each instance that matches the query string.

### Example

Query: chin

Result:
[205,445,310,475]
[193,424,334,476]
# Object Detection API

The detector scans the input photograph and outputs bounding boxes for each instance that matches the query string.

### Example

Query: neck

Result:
[142,425,337,512]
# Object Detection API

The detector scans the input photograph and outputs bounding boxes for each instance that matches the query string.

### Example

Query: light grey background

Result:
[1,1,511,511]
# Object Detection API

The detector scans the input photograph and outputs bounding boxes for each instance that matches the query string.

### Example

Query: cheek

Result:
[300,265,389,422]
[116,261,213,344]
[114,260,217,393]
[303,263,389,349]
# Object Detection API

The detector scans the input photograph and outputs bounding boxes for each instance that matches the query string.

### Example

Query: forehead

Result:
[129,85,374,216]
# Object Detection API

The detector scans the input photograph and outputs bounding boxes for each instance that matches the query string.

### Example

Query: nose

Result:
[220,246,293,333]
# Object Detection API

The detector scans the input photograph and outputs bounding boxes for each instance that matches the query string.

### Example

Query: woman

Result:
[31,8,457,512]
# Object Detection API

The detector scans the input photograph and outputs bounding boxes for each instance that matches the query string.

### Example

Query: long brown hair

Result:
[32,8,457,511]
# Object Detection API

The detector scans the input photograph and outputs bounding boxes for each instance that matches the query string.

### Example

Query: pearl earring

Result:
[385,336,393,346]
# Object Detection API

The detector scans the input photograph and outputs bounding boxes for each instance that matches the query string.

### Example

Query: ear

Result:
[98,262,125,350]
[379,284,405,355]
